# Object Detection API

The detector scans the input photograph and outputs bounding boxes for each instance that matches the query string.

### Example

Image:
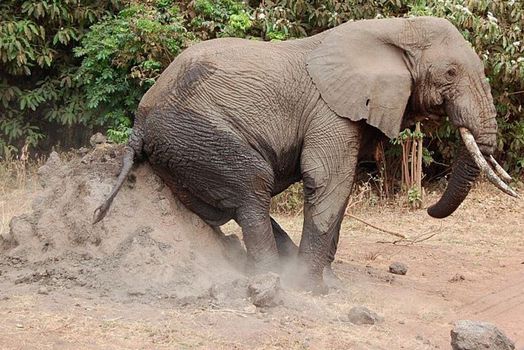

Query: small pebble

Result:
[449,273,466,283]
[37,286,49,295]
[347,306,383,325]
[389,262,408,275]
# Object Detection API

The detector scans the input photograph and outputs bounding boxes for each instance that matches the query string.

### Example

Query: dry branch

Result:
[347,214,406,239]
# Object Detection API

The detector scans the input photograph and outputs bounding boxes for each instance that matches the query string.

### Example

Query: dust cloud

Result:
[0,145,250,305]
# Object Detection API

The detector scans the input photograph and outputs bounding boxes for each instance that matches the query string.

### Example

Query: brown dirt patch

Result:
[0,146,522,349]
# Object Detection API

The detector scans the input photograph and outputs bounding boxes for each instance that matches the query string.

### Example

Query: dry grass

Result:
[0,150,43,239]
[270,176,416,217]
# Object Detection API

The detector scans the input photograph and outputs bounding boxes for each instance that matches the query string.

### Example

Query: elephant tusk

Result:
[486,155,513,183]
[459,127,519,198]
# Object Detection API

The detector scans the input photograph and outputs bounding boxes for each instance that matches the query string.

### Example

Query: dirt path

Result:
[0,149,522,349]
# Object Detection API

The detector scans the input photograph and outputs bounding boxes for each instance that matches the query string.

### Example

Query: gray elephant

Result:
[94,16,517,293]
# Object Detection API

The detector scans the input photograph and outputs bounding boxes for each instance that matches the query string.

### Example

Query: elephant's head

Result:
[306,16,517,218]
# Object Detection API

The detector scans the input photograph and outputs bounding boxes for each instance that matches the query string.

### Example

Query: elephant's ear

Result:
[306,19,415,139]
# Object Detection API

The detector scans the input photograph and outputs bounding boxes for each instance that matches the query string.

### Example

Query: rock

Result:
[37,151,61,182]
[37,286,49,295]
[248,272,281,307]
[44,151,61,168]
[158,198,172,216]
[243,304,256,314]
[89,132,107,147]
[389,262,408,275]
[449,273,466,283]
[451,320,515,350]
[77,147,90,155]
[5,215,34,249]
[347,306,383,325]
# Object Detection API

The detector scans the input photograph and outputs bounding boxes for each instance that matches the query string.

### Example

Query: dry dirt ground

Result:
[0,146,523,350]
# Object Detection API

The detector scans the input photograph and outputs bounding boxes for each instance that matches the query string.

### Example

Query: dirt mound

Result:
[0,145,247,304]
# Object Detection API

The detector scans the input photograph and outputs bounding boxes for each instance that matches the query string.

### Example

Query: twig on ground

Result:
[208,304,255,318]
[347,213,406,239]
[376,223,443,245]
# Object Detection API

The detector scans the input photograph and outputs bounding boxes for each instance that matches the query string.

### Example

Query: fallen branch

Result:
[376,224,443,245]
[347,214,406,239]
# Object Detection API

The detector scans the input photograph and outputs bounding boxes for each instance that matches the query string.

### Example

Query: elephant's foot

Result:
[286,265,329,295]
[302,278,329,295]
[246,253,281,276]
[323,265,344,290]
[297,267,342,294]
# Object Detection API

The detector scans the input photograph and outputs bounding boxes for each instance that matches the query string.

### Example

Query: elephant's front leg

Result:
[298,117,360,293]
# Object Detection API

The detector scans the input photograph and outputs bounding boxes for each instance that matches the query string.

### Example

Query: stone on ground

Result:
[248,272,281,307]
[347,306,383,325]
[451,320,515,350]
[389,261,408,275]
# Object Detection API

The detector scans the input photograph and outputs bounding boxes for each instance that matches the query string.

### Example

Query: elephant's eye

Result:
[446,67,457,78]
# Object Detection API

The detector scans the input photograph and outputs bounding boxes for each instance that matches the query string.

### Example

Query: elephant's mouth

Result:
[427,127,518,219]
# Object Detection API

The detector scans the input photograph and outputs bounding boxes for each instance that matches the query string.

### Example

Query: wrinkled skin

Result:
[95,17,512,293]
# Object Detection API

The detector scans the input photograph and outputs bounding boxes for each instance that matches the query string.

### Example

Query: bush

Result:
[0,0,252,150]
[270,182,304,214]
[0,0,121,152]
[73,2,195,137]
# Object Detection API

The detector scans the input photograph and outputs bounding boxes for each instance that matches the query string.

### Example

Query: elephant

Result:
[93,16,517,293]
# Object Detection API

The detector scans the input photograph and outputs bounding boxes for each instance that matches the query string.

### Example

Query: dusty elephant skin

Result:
[94,16,517,292]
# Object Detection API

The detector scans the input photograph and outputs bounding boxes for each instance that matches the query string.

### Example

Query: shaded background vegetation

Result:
[1,0,523,180]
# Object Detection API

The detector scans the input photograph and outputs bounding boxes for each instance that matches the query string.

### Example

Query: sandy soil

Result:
[0,146,522,350]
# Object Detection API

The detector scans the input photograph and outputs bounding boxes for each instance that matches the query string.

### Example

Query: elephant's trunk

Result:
[427,148,479,218]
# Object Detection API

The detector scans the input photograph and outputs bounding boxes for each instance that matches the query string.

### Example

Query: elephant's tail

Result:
[92,127,144,224]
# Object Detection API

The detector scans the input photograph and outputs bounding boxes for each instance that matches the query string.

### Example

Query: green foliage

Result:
[107,114,132,144]
[270,182,304,214]
[392,128,425,144]
[252,0,399,39]
[74,2,194,131]
[407,186,422,207]
[0,0,121,151]
[189,0,252,39]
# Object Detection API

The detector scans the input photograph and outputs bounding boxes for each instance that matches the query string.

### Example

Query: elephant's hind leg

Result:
[236,194,280,273]
[271,217,298,259]
[147,113,280,274]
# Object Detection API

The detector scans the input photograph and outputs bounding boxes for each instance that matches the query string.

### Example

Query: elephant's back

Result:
[139,38,266,110]
[138,37,318,117]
